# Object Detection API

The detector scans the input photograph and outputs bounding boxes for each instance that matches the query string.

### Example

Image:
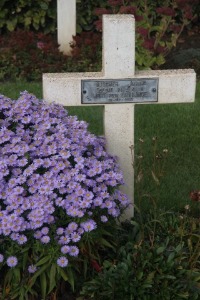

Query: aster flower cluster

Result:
[0,91,129,270]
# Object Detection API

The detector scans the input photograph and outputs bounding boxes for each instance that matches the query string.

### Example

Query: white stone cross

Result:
[43,15,196,218]
[57,0,76,54]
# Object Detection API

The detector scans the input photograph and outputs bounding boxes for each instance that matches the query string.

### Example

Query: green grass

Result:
[0,80,200,210]
[135,82,200,210]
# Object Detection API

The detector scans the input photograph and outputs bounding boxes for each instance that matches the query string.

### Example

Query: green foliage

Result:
[0,216,120,299]
[76,0,107,33]
[0,0,108,34]
[0,0,56,34]
[91,0,198,69]
[80,210,200,300]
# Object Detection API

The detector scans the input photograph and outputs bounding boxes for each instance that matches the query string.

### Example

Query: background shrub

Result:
[91,0,199,69]
[0,30,102,82]
[0,0,108,34]
[0,0,199,80]
[0,0,56,33]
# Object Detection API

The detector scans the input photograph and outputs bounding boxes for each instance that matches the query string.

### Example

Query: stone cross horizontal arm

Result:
[43,15,196,218]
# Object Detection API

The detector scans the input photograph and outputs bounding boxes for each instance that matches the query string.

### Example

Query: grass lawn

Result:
[0,80,200,211]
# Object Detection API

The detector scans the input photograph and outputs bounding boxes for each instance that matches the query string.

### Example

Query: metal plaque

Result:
[81,78,158,104]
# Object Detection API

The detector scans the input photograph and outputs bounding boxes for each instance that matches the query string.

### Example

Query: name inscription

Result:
[81,78,158,104]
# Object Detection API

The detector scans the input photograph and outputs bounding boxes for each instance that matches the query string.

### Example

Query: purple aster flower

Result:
[34,231,42,239]
[101,215,108,223]
[78,228,84,235]
[55,197,64,207]
[17,234,27,245]
[69,246,79,257]
[0,254,4,263]
[104,200,113,209]
[56,227,64,235]
[84,191,94,200]
[40,235,50,244]
[41,227,49,235]
[28,264,38,274]
[67,222,78,232]
[108,208,120,217]
[7,256,18,267]
[17,158,28,167]
[94,197,103,207]
[61,245,70,254]
[58,235,71,245]
[47,215,54,223]
[71,232,81,243]
[13,186,24,195]
[57,256,68,268]
[66,206,79,217]
[81,220,97,232]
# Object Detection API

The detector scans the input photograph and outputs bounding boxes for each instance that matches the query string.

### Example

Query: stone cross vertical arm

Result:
[103,15,135,77]
[102,15,135,218]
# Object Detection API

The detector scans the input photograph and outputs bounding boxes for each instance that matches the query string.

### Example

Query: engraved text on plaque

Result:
[81,78,158,104]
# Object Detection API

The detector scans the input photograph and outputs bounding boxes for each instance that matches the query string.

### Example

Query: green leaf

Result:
[176,292,189,299]
[40,272,47,300]
[24,17,31,27]
[156,246,165,254]
[193,274,200,282]
[13,268,21,283]
[136,54,144,66]
[83,258,88,279]
[137,271,143,280]
[76,24,82,34]
[99,238,115,249]
[146,271,155,282]
[6,20,16,31]
[48,263,56,294]
[29,262,51,288]
[36,255,51,267]
[3,269,13,287]
[22,251,29,270]
[162,275,176,280]
[142,283,152,289]
[175,243,183,253]
[59,268,68,281]
[156,54,166,66]
[40,2,48,10]
[67,267,75,291]
[167,252,175,263]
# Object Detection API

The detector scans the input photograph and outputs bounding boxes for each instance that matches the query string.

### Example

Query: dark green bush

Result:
[76,0,107,33]
[0,0,108,34]
[81,210,200,300]
[0,0,56,33]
